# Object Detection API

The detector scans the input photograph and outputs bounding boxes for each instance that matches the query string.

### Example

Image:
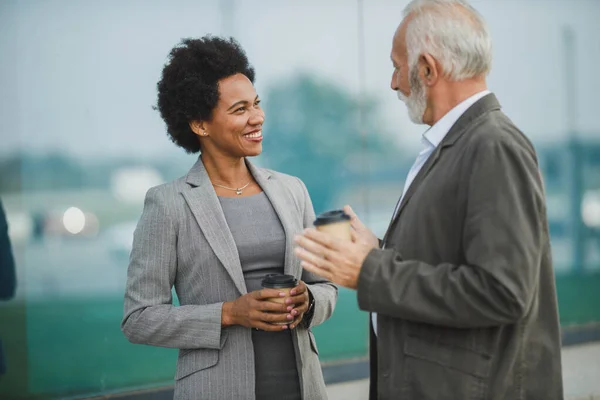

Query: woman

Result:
[121,36,337,400]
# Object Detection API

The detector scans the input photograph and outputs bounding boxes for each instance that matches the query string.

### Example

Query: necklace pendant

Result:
[236,189,242,195]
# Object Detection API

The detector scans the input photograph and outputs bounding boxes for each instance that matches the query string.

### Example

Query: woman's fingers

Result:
[258,299,289,313]
[256,309,293,324]
[285,293,307,308]
[288,313,305,329]
[251,320,288,332]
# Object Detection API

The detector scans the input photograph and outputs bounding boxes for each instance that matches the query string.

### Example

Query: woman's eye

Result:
[255,100,261,106]
[235,107,245,113]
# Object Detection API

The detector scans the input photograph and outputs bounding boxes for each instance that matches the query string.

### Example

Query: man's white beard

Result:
[396,68,427,125]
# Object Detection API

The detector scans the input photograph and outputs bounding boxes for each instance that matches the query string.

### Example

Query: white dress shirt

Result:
[372,90,491,335]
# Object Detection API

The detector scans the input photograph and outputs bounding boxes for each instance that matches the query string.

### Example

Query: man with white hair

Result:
[294,0,563,398]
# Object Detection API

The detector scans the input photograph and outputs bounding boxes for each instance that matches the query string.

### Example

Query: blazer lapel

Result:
[382,146,444,246]
[181,157,247,295]
[248,161,298,278]
[396,146,443,219]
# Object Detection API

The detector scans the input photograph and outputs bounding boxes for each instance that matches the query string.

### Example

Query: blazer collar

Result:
[182,157,267,295]
[439,92,500,149]
[182,157,297,295]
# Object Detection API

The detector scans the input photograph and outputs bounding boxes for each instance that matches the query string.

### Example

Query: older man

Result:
[294,0,563,399]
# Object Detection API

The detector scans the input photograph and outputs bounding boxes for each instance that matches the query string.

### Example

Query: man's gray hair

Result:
[403,0,492,81]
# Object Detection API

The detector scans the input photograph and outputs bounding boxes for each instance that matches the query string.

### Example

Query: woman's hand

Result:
[286,281,310,329]
[222,289,294,331]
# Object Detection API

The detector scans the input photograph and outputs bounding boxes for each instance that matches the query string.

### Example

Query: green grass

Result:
[555,272,600,326]
[0,299,177,399]
[0,273,598,399]
[312,287,369,362]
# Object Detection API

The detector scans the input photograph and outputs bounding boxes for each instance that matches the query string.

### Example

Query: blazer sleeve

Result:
[357,137,546,328]
[296,178,338,328]
[121,187,225,350]
[0,200,16,301]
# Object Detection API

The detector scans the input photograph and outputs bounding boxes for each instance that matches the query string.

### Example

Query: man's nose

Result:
[390,72,398,91]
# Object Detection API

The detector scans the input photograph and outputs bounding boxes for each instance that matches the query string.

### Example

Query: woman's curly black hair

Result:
[156,36,255,153]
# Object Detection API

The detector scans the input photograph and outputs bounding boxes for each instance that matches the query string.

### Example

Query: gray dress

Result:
[219,192,302,400]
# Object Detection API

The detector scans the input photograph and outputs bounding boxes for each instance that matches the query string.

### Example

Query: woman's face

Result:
[197,73,264,158]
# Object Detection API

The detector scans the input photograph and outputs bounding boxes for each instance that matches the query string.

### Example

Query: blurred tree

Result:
[0,153,84,193]
[0,152,188,194]
[0,156,22,193]
[261,73,398,213]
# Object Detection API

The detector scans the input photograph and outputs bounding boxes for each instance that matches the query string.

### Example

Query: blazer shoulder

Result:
[465,109,537,159]
[143,177,188,208]
[261,168,307,195]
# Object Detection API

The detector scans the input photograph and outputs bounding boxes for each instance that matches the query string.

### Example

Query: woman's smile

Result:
[243,129,263,142]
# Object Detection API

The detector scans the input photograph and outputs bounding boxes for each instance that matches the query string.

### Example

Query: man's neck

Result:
[426,78,488,126]
[200,151,251,187]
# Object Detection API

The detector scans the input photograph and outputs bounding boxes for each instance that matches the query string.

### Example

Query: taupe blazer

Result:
[359,94,563,399]
[122,158,337,400]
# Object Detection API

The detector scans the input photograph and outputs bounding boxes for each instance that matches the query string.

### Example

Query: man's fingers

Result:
[350,228,359,243]
[295,228,344,252]
[294,234,324,254]
[344,204,365,229]
[343,204,358,222]
[294,234,335,261]
[300,261,333,281]
[294,245,335,271]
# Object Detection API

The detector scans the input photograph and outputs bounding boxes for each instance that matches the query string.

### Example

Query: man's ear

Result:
[420,53,439,86]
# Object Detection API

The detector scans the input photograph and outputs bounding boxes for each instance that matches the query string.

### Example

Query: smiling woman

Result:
[120,35,337,400]
[189,74,265,164]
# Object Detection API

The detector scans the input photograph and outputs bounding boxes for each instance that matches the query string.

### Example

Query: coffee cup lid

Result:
[313,209,351,226]
[261,274,298,288]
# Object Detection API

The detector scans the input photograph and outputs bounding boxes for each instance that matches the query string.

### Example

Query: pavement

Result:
[326,341,600,400]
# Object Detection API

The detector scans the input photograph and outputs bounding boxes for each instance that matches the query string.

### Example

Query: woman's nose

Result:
[250,108,265,125]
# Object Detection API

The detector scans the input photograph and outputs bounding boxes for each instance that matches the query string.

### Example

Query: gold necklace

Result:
[212,181,252,195]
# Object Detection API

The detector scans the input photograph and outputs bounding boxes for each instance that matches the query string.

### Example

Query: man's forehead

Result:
[391,22,407,58]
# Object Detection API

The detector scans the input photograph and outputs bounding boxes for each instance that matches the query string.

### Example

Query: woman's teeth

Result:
[244,131,262,138]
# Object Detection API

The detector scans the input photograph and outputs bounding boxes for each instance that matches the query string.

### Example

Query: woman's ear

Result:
[189,120,208,137]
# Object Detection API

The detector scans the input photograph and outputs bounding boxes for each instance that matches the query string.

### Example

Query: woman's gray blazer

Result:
[121,158,337,400]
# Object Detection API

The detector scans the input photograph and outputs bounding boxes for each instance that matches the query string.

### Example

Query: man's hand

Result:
[344,205,380,249]
[294,228,375,290]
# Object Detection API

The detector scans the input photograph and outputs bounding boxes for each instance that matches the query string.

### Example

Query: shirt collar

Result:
[423,90,491,148]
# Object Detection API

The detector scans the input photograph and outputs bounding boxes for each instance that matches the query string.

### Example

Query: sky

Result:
[1,0,599,160]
